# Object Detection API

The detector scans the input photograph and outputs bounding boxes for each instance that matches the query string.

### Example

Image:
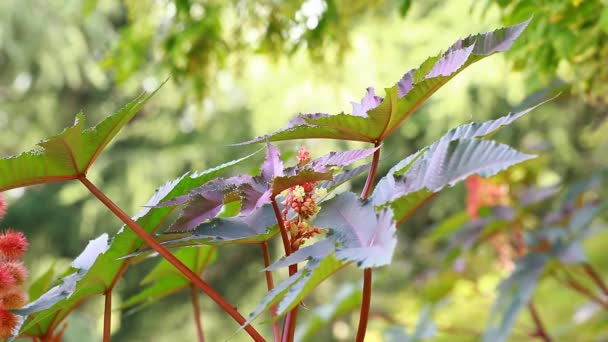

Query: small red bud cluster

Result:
[0,194,29,339]
[297,145,311,166]
[280,146,325,251]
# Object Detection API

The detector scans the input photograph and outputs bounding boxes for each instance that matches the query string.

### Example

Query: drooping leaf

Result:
[242,254,346,328]
[239,20,531,144]
[14,234,110,317]
[314,192,397,268]
[0,82,165,192]
[14,154,251,337]
[121,246,216,311]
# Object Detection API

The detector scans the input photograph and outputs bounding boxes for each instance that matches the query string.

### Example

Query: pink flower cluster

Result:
[0,194,29,339]
[280,147,325,251]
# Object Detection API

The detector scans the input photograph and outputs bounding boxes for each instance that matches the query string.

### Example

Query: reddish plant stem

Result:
[556,270,608,309]
[271,196,299,342]
[583,263,608,297]
[361,142,381,199]
[527,302,552,342]
[271,197,293,258]
[78,176,264,341]
[191,284,205,342]
[282,309,299,342]
[103,291,112,342]
[261,242,281,342]
[355,143,381,342]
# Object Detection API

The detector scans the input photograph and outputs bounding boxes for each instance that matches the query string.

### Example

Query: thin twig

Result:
[191,284,205,342]
[527,302,552,342]
[583,263,608,297]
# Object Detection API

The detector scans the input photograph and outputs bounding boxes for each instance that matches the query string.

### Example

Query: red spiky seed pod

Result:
[0,230,29,260]
[0,265,15,293]
[0,309,19,339]
[3,262,27,286]
[0,288,26,309]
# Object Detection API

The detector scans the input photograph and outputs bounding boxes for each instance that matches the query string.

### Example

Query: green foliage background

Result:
[1,0,607,341]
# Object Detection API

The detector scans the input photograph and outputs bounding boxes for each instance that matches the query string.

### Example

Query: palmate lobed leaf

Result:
[372,100,549,223]
[239,19,531,144]
[0,81,166,192]
[242,192,400,328]
[314,192,397,268]
[14,153,253,337]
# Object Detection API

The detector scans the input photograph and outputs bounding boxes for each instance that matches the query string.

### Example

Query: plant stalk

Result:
[583,263,608,297]
[355,143,381,342]
[527,302,552,342]
[103,290,112,342]
[78,176,264,341]
[191,284,205,342]
[262,242,281,342]
[271,196,299,342]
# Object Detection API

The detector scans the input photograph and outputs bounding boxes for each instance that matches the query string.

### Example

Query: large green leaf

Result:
[240,20,530,144]
[121,246,217,312]
[0,82,165,192]
[14,154,252,337]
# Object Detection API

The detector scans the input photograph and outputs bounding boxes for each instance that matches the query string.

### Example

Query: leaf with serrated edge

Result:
[314,192,397,268]
[15,154,252,337]
[238,20,531,144]
[0,80,166,192]
[384,139,534,223]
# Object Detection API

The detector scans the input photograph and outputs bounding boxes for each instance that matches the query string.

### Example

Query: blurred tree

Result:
[104,0,395,98]
[484,0,608,105]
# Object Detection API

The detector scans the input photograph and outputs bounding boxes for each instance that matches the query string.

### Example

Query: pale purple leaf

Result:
[267,239,334,270]
[235,113,330,145]
[397,69,414,98]
[448,18,531,55]
[309,147,379,172]
[425,44,475,79]
[165,192,226,232]
[261,143,284,181]
[351,87,383,117]
[314,192,397,268]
